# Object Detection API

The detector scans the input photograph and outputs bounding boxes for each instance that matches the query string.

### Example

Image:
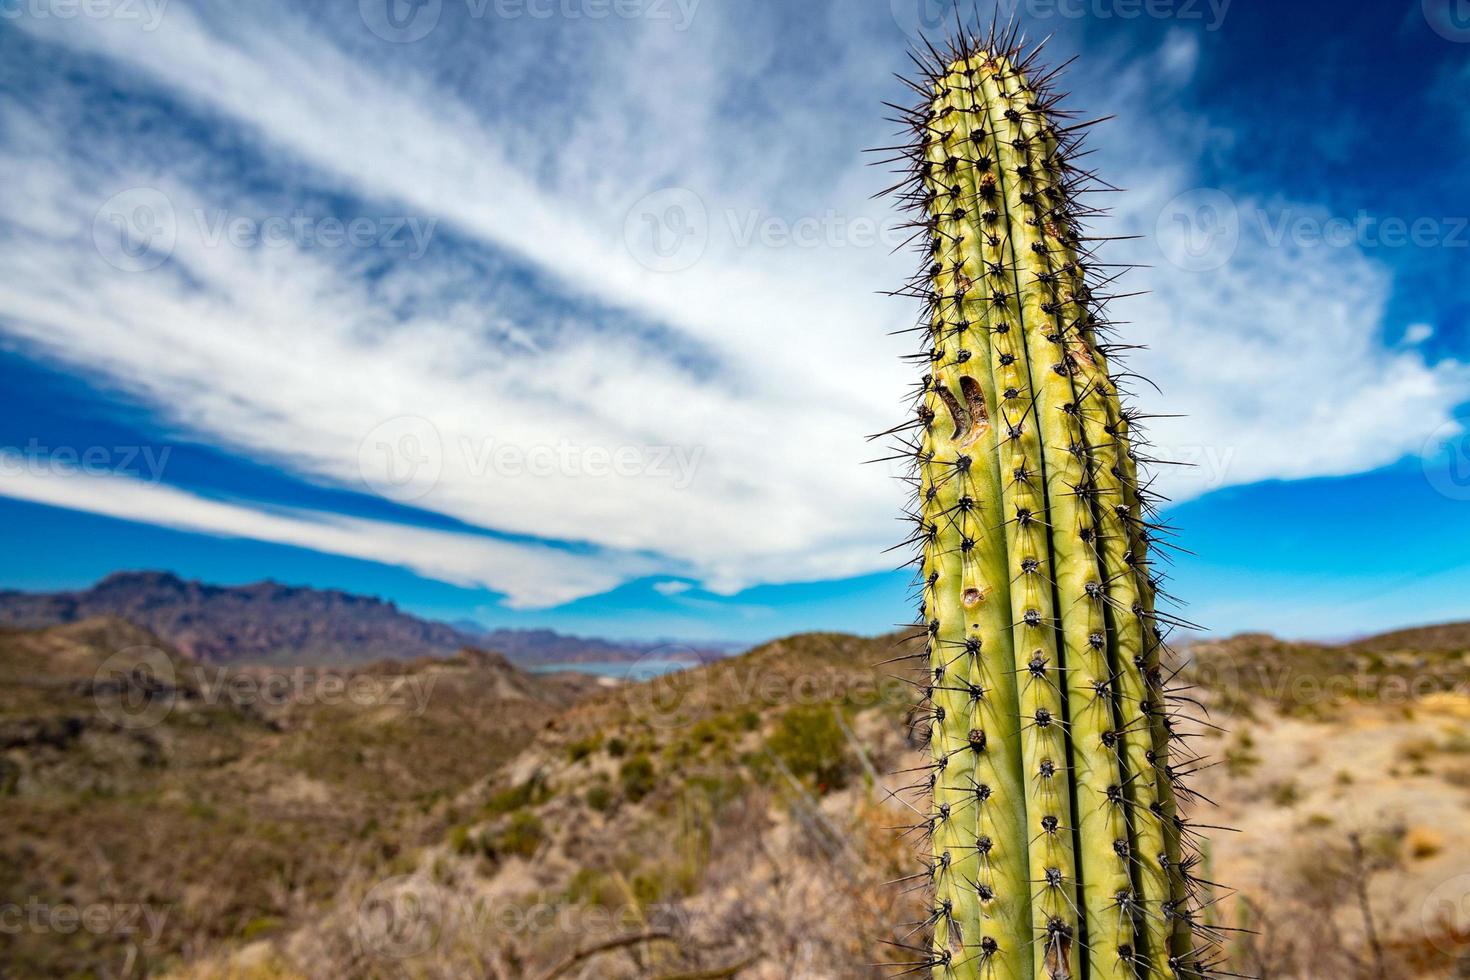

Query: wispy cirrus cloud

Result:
[0,2,1464,610]
[0,453,658,607]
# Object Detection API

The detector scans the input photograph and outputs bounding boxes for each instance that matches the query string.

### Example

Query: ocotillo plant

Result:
[876,24,1221,980]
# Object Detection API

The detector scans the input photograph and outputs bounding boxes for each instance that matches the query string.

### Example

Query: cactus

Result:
[878,24,1220,980]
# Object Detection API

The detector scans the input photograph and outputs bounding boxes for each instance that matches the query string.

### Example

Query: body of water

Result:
[528,659,696,680]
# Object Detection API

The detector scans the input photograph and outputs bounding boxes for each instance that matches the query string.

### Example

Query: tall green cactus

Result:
[882,26,1217,980]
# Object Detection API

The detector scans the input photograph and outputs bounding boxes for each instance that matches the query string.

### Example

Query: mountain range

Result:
[0,571,734,667]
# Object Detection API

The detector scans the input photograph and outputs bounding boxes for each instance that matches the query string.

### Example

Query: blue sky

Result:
[0,0,1466,643]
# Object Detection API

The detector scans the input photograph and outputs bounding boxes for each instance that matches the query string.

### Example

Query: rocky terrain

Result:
[1184,627,1470,978]
[1,618,1467,978]
[0,617,601,977]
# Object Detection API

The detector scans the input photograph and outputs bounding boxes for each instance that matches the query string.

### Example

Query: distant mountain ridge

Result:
[451,620,740,665]
[0,572,729,667]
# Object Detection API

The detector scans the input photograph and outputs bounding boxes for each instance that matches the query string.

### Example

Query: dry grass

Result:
[6,620,1470,978]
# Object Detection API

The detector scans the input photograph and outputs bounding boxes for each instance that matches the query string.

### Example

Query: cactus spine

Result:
[883,26,1216,980]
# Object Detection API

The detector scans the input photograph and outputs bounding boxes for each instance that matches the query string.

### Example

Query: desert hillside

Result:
[2,621,1467,978]
[0,617,598,977]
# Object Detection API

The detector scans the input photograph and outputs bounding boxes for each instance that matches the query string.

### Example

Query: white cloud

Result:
[1,7,1465,606]
[653,580,694,597]
[0,454,655,608]
[1404,323,1435,345]
[1056,42,1470,501]
[1157,28,1201,86]
[1116,192,1467,497]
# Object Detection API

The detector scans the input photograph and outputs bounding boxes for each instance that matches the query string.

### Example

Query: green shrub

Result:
[483,777,548,815]
[240,916,282,941]
[1443,731,1470,755]
[585,784,615,813]
[767,706,849,793]
[737,750,774,786]
[447,824,475,855]
[566,867,621,908]
[689,718,722,745]
[1270,781,1301,808]
[1224,731,1261,777]
[620,755,658,802]
[494,812,545,859]
[567,735,603,763]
